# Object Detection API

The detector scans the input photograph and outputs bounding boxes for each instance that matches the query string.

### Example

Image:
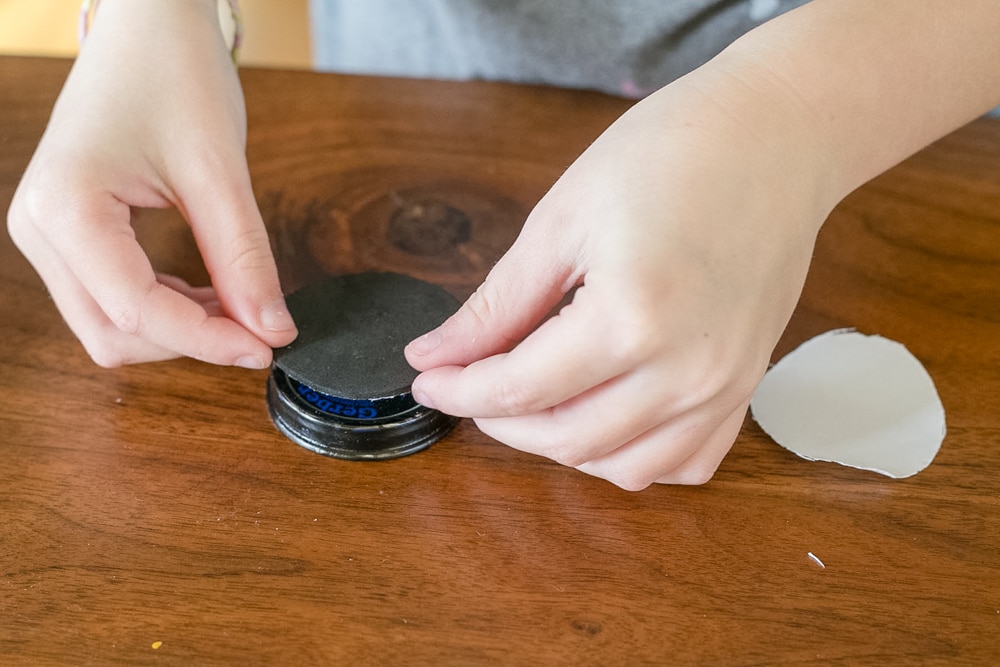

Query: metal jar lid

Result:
[267,272,460,460]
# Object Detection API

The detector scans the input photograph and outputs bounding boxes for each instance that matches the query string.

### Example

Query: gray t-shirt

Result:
[309,0,1000,117]
[309,0,811,97]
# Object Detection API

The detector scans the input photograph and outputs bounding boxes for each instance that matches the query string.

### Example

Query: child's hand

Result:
[6,0,296,368]
[406,68,836,489]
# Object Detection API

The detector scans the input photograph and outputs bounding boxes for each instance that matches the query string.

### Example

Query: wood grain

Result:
[1,56,998,666]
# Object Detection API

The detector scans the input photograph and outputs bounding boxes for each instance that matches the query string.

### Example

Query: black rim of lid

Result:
[267,367,459,460]
[274,366,419,424]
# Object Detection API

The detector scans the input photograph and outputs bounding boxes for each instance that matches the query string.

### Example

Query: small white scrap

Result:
[807,552,825,569]
[750,329,946,478]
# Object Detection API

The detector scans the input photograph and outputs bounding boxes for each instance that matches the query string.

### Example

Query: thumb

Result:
[182,166,297,348]
[406,232,580,370]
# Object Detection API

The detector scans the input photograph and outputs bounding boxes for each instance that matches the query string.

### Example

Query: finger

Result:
[472,355,748,469]
[155,273,217,305]
[575,398,750,490]
[154,273,224,317]
[410,280,656,418]
[469,359,682,466]
[652,403,749,485]
[10,219,178,365]
[405,215,581,370]
[175,158,297,348]
[44,193,275,367]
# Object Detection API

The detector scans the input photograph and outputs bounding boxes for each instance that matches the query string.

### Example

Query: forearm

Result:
[719,0,1000,201]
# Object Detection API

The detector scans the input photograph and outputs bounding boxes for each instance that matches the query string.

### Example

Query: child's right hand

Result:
[6,0,296,368]
[405,60,837,489]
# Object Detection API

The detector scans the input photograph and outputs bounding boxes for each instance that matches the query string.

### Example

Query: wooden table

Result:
[1,56,998,665]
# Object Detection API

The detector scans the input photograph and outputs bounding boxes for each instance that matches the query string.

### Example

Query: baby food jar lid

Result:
[266,272,460,460]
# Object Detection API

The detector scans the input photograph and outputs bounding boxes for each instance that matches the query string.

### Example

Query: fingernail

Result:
[408,329,442,355]
[235,355,268,370]
[260,299,296,332]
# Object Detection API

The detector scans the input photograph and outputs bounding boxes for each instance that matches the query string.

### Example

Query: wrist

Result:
[80,0,242,64]
[640,56,842,238]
